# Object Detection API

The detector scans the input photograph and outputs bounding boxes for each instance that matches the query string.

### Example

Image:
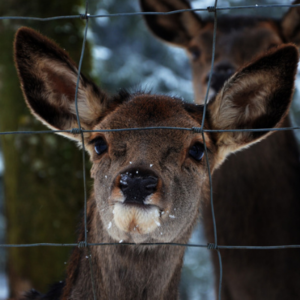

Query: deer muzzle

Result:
[111,168,163,235]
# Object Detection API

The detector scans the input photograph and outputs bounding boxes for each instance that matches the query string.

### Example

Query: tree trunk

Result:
[0,1,94,297]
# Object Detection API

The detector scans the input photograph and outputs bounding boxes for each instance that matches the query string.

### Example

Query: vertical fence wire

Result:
[199,1,223,299]
[72,0,97,298]
[1,2,300,300]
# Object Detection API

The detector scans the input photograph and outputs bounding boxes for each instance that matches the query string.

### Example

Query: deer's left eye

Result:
[189,46,201,61]
[94,138,108,155]
[189,143,205,161]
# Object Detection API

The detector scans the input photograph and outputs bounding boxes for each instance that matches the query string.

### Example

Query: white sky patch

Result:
[95,9,110,26]
[191,0,218,8]
[93,46,112,61]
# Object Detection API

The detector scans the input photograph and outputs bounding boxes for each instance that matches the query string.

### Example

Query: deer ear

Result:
[140,0,203,47]
[281,0,300,46]
[208,44,298,162]
[14,27,108,142]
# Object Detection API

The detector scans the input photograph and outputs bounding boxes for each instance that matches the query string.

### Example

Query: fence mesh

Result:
[1,1,300,300]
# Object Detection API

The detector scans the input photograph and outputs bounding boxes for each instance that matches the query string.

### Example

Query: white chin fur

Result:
[113,203,160,235]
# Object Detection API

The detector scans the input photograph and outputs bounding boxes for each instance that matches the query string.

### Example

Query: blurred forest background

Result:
[0,0,299,299]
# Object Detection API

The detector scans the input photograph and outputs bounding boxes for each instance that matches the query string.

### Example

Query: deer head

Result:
[14,27,298,299]
[140,0,300,103]
[14,27,298,245]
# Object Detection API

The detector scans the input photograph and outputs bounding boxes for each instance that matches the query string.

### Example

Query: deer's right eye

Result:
[189,142,205,161]
[94,138,108,155]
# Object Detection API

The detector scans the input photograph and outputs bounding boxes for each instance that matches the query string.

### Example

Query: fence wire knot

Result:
[80,13,90,20]
[71,128,82,134]
[78,241,86,248]
[207,6,216,12]
[192,127,203,134]
[207,243,218,250]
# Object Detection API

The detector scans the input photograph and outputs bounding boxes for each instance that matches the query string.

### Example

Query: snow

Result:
[0,152,3,175]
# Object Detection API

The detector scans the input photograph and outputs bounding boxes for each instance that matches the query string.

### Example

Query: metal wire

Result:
[72,1,97,298]
[1,2,300,300]
[1,3,300,21]
[1,241,300,249]
[0,126,300,136]
[199,0,223,298]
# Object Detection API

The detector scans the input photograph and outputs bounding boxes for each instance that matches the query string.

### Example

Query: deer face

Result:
[14,27,298,244]
[88,96,211,243]
[187,18,283,101]
[140,0,300,103]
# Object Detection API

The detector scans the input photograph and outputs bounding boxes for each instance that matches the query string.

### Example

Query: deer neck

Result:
[62,196,190,300]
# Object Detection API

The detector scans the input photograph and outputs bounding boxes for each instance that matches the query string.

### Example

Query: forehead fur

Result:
[205,15,279,33]
[98,94,203,130]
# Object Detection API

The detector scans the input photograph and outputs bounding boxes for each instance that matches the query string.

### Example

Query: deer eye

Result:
[189,143,205,161]
[94,138,108,155]
[189,46,201,61]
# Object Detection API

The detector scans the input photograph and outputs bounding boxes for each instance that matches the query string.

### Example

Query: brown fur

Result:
[14,28,298,299]
[140,0,300,299]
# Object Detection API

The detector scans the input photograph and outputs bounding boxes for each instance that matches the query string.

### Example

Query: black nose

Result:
[206,63,235,93]
[119,170,158,204]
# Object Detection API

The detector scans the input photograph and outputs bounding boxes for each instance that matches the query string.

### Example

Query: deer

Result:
[14,27,298,300]
[140,0,300,299]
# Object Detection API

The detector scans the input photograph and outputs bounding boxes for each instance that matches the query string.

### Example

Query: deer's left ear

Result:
[207,44,298,163]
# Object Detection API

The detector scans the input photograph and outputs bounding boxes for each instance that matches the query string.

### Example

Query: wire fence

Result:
[1,1,300,300]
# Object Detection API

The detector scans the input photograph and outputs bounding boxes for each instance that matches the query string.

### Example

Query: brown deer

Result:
[140,0,300,299]
[14,27,298,300]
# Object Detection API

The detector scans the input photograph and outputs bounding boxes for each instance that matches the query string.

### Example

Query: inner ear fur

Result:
[281,0,300,46]
[208,44,298,153]
[140,0,203,47]
[14,27,108,141]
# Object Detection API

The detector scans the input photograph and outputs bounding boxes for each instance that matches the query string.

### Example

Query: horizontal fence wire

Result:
[1,3,300,21]
[1,242,300,249]
[1,126,300,136]
[1,2,300,300]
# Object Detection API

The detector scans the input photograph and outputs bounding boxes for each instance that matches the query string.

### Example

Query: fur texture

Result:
[14,27,297,299]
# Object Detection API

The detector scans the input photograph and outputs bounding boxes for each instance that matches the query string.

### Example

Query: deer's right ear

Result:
[14,27,108,142]
[140,0,203,47]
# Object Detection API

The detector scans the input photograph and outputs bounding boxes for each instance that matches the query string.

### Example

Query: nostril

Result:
[145,183,157,190]
[143,176,158,191]
[207,66,235,93]
[119,174,130,188]
[215,63,234,73]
